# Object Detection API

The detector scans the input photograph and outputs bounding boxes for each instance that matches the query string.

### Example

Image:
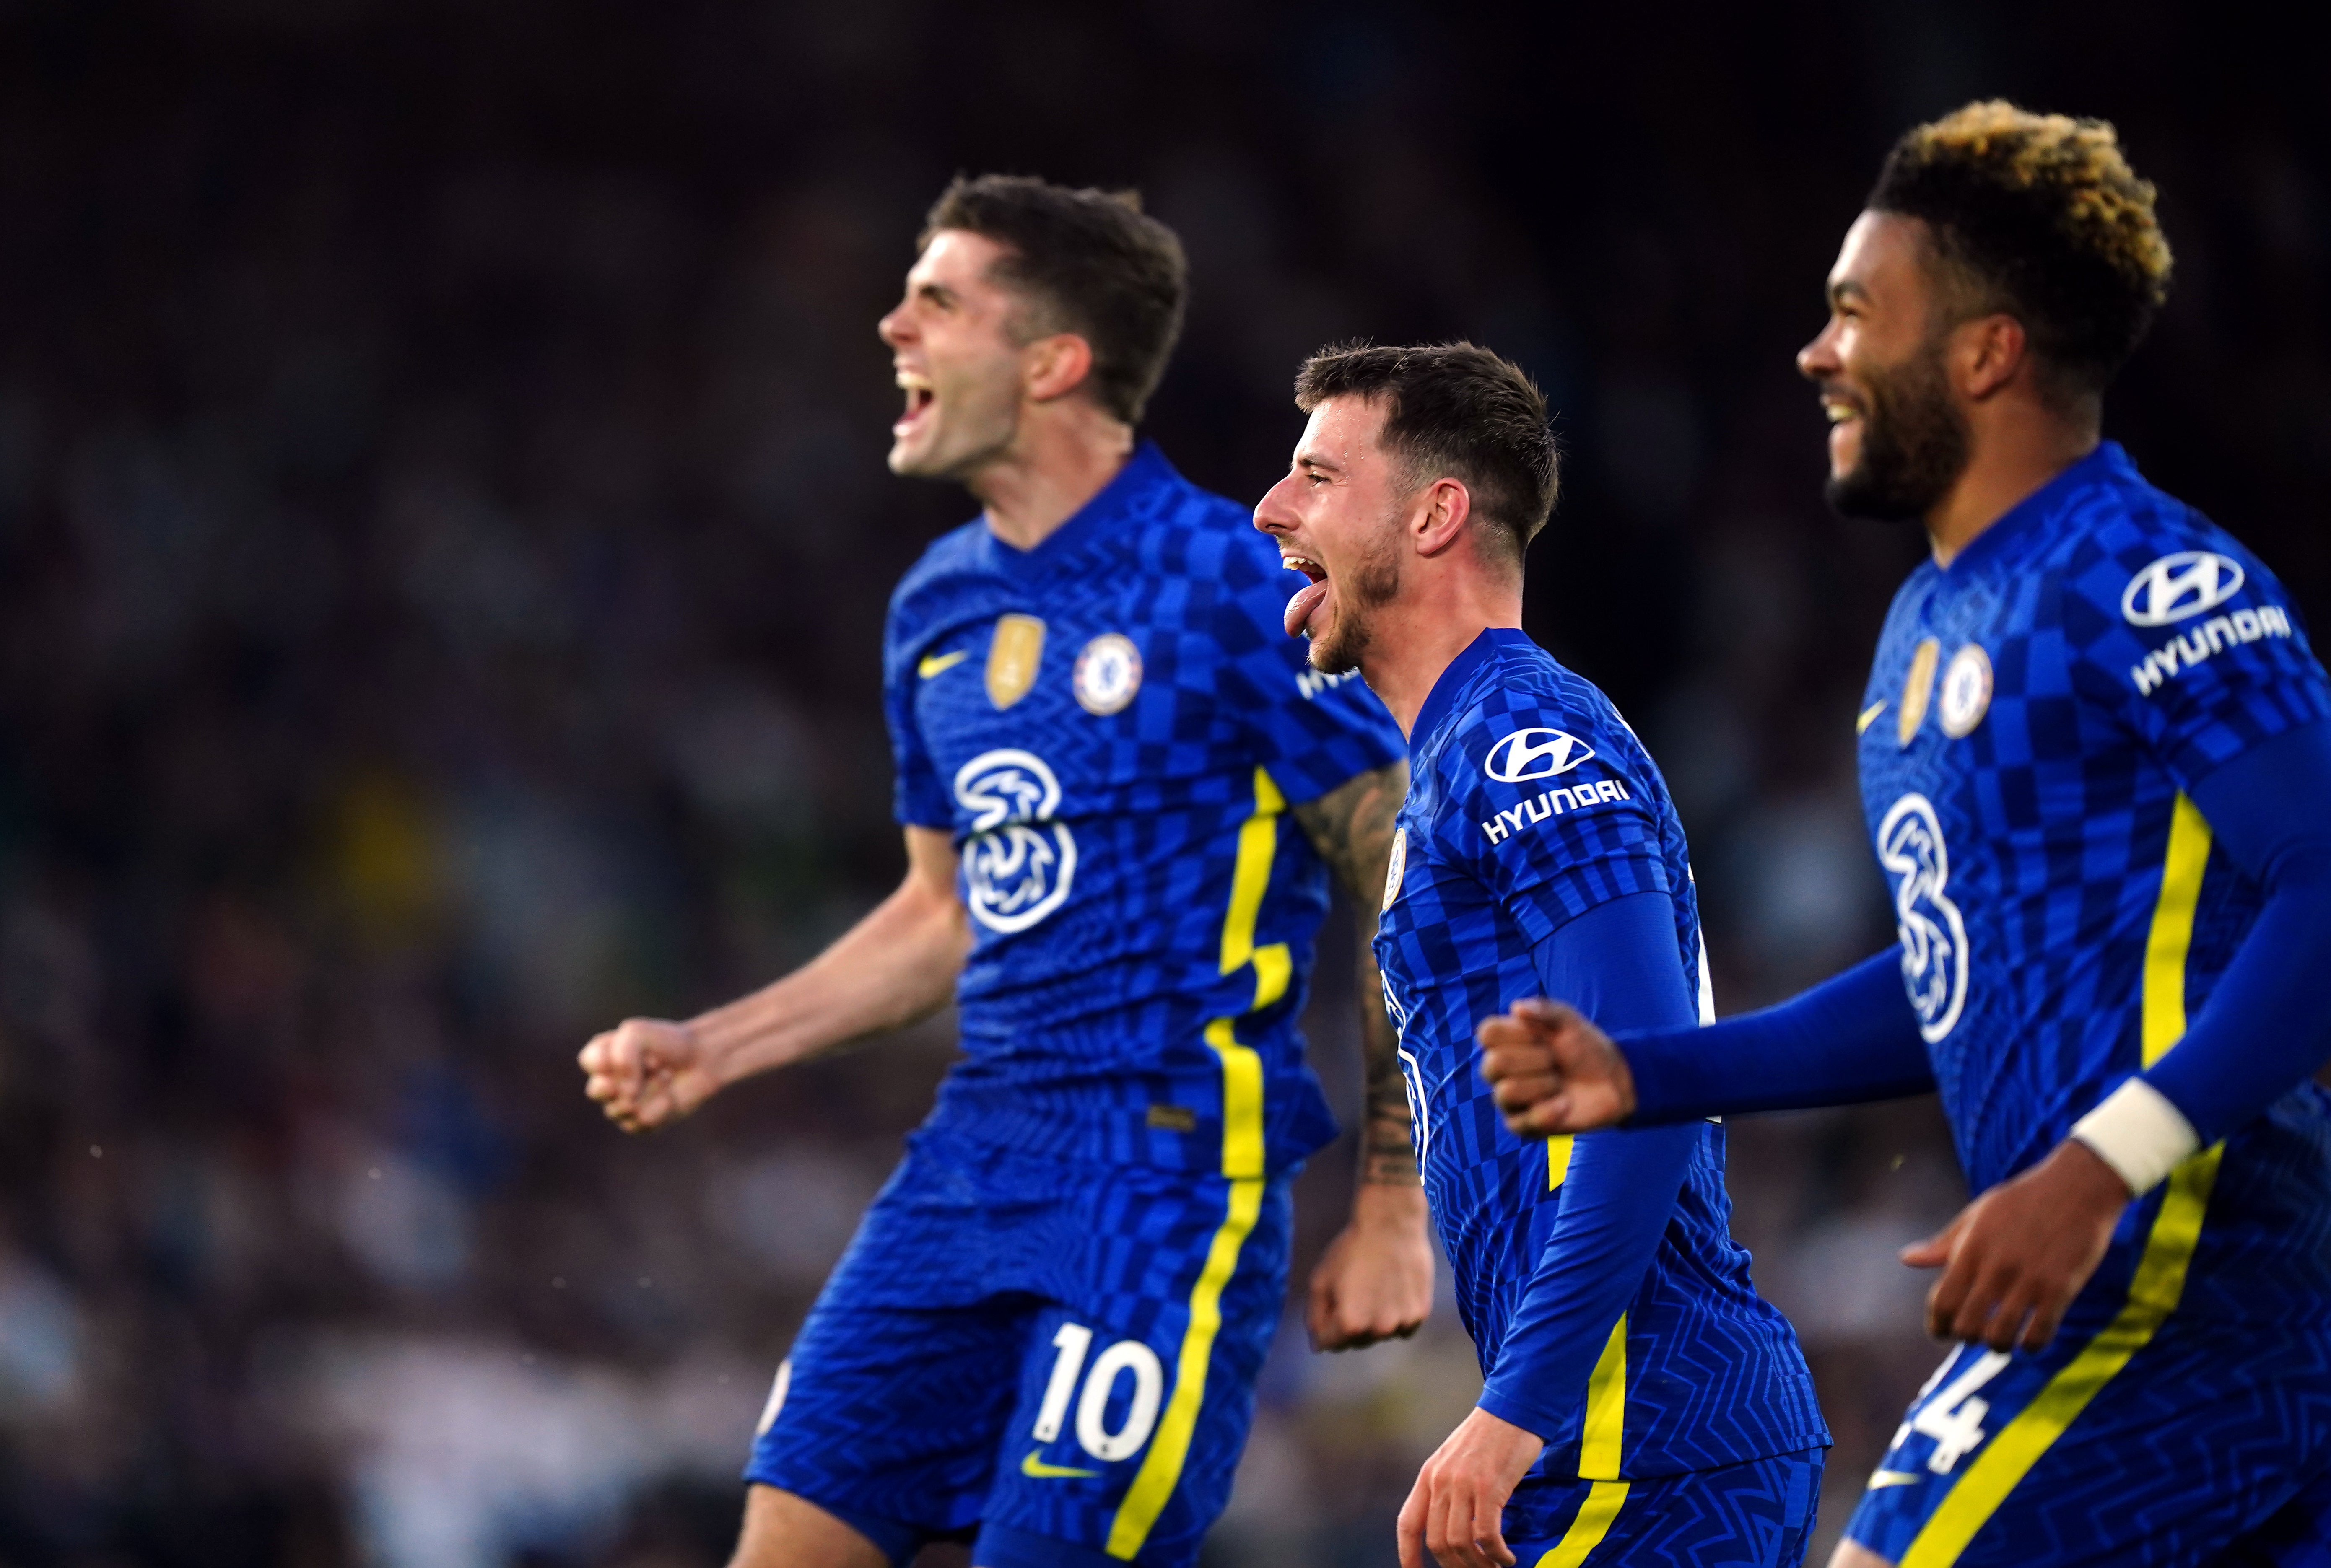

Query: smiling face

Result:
[1252,395,1412,674]
[877,230,1036,480]
[1798,210,1973,522]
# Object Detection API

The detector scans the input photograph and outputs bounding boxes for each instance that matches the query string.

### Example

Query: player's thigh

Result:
[971,1173,1295,1568]
[1843,1321,2331,1568]
[1506,1447,1825,1568]
[730,1484,892,1568]
[746,1288,1029,1559]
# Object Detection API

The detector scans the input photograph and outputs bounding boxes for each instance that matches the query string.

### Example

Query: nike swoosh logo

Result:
[919,650,970,679]
[1867,1469,1923,1490]
[1858,700,1889,735]
[1020,1449,1099,1480]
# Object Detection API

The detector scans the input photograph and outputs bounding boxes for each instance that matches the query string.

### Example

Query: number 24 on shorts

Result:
[1895,1348,2010,1475]
[1033,1323,1166,1464]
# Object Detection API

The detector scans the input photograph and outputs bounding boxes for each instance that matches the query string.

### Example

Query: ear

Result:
[1952,313,2028,402]
[1410,478,1473,558]
[1022,333,1097,404]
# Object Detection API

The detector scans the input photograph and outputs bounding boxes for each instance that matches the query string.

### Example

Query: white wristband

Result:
[2070,1078,2201,1196]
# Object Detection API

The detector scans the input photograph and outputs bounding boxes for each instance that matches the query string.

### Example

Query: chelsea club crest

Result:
[1073,633,1143,716]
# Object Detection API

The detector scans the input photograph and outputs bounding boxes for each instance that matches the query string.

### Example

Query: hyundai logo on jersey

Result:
[1482,726,1596,782]
[2121,551,2247,627]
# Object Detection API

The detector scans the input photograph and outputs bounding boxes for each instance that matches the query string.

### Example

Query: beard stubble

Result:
[1825,334,1972,524]
[1307,540,1403,676]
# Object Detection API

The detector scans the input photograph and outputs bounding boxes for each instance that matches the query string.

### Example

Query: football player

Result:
[1482,104,2331,1567]
[1256,341,1827,1568]
[580,176,1434,1568]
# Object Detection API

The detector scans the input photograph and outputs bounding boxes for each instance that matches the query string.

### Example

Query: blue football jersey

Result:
[883,442,1408,1177]
[1375,628,1827,1480]
[1859,440,2331,1327]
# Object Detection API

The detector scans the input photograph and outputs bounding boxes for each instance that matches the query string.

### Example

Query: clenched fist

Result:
[1476,998,1637,1138]
[579,1017,721,1132]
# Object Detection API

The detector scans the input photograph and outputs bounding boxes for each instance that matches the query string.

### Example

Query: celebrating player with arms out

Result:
[1485,105,2331,1567]
[579,176,1434,1568]
[1256,342,1829,1568]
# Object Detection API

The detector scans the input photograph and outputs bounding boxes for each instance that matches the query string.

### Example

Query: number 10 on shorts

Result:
[1033,1322,1166,1463]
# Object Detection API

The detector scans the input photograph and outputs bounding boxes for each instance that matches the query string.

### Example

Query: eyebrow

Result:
[1297,451,1344,475]
[915,279,957,306]
[1828,277,1871,308]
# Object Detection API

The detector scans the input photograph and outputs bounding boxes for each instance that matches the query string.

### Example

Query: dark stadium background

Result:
[0,1,2322,1563]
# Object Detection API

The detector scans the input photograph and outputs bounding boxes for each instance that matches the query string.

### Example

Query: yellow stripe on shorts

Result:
[1106,769,1282,1558]
[1533,1480,1630,1568]
[1899,793,2221,1567]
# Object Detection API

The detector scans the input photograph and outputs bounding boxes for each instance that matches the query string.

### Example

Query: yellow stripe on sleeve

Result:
[1899,792,2220,1568]
[1546,1135,1574,1189]
[1577,1314,1628,1482]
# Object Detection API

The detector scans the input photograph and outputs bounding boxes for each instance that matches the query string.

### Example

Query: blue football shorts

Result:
[744,1129,1293,1568]
[1502,1446,1824,1567]
[1845,1309,2331,1566]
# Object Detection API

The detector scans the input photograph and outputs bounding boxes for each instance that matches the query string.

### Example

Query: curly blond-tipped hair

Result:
[1872,101,2172,394]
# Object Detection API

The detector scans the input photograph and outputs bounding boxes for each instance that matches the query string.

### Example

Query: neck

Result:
[1925,399,2100,568]
[1360,573,1525,738]
[968,405,1137,551]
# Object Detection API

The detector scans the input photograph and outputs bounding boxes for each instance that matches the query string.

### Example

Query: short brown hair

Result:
[921,174,1188,425]
[1293,342,1558,570]
[1869,101,2173,396]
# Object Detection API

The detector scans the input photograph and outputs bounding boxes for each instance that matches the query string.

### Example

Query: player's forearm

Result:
[2083,723,2331,1186]
[1479,1121,1696,1440]
[1295,761,1420,1187]
[691,876,968,1089]
[1356,940,1422,1186]
[1477,893,1708,1439]
[1617,949,1936,1125]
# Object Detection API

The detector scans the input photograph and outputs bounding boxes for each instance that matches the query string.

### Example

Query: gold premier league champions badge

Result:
[1072,632,1143,716]
[1938,643,1994,739]
[986,614,1046,710]
[1898,637,1940,747]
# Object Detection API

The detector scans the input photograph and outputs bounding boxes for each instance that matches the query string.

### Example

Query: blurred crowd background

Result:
[1,1,2323,1564]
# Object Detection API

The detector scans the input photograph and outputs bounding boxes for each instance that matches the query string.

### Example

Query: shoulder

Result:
[2041,469,2296,649]
[883,518,989,677]
[1131,471,1286,596]
[1428,645,1644,802]
[889,518,990,618]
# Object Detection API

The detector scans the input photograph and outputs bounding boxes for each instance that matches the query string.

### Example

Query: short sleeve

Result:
[2064,538,2331,793]
[1211,575,1407,806]
[882,610,953,831]
[1434,694,1673,947]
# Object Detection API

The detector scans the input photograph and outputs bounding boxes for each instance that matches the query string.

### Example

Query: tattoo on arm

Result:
[1296,763,1421,1187]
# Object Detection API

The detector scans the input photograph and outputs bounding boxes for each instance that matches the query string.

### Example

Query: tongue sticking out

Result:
[1283,578,1330,638]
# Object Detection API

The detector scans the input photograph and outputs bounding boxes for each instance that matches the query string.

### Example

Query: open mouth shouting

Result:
[1280,551,1329,638]
[895,368,936,439]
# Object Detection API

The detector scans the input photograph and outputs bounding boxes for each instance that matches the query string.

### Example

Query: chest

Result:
[909,591,1239,821]
[1858,570,2057,840]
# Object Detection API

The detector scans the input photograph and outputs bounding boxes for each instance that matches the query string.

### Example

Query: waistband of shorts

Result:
[925,1065,1334,1176]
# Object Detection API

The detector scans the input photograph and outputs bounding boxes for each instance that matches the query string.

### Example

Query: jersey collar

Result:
[1944,440,2137,575]
[1410,627,1534,759]
[975,439,1176,580]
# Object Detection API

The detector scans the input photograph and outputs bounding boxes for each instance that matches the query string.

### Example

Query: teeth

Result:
[896,371,932,390]
[1280,555,1321,575]
[1823,400,1857,424]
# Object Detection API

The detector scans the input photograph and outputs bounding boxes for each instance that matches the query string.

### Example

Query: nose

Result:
[1253,472,1299,535]
[879,302,911,349]
[1797,319,1841,381]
